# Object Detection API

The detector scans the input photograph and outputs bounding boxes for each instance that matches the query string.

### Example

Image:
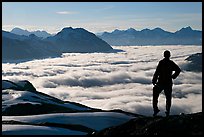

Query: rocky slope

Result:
[184,52,202,72]
[93,112,202,135]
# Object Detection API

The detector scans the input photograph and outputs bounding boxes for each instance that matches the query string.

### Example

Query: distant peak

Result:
[113,29,120,32]
[126,28,137,32]
[128,28,135,30]
[11,27,22,30]
[61,27,87,32]
[62,27,73,31]
[185,26,193,30]
[141,28,150,32]
[177,26,193,33]
[11,27,29,32]
[153,27,163,31]
[112,29,123,34]
[180,26,193,31]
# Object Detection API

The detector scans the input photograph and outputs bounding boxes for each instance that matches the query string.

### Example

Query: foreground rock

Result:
[94,112,202,135]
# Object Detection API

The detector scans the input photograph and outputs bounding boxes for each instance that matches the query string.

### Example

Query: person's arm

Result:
[171,61,181,79]
[152,62,161,85]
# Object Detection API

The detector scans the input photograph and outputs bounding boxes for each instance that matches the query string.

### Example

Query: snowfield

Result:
[3,125,87,135]
[2,46,202,116]
[2,80,135,135]
[3,112,134,135]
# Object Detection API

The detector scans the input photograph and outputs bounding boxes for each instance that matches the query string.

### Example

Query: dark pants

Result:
[153,84,172,113]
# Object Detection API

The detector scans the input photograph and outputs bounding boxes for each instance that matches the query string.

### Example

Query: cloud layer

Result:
[2,46,202,116]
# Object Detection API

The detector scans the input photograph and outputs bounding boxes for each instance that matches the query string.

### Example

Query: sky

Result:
[2,46,202,116]
[2,2,202,34]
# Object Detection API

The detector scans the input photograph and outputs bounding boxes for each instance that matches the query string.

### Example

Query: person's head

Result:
[164,50,171,59]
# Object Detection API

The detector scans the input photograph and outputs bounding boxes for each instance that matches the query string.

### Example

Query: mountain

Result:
[44,27,112,53]
[11,27,52,39]
[2,27,113,62]
[2,80,136,135]
[2,30,28,41]
[11,27,31,36]
[2,31,59,62]
[98,26,202,46]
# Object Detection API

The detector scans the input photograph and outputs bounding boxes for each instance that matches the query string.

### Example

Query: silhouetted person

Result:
[152,50,181,117]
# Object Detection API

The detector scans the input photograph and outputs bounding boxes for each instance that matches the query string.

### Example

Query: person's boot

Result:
[153,109,160,117]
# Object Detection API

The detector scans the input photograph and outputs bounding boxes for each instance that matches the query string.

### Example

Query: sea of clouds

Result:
[2,46,202,116]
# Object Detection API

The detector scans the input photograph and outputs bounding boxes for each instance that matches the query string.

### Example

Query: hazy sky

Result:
[2,2,202,34]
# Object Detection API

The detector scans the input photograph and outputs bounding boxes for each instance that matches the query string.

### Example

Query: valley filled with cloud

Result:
[2,45,202,116]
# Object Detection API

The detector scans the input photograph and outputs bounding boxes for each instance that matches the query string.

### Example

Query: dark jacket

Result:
[152,58,181,85]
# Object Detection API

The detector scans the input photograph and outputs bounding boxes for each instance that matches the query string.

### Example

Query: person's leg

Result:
[164,85,172,116]
[153,85,163,116]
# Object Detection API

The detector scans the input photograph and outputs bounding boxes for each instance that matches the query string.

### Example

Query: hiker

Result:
[152,50,181,117]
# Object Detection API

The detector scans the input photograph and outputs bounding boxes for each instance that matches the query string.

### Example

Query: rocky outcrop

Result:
[2,80,37,92]
[184,53,202,72]
[2,80,95,116]
[94,112,202,135]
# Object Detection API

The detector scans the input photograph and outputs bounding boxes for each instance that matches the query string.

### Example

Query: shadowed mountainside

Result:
[2,27,113,62]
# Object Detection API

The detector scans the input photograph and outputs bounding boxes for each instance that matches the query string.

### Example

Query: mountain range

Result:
[2,26,202,62]
[10,27,53,39]
[98,26,202,46]
[2,27,113,62]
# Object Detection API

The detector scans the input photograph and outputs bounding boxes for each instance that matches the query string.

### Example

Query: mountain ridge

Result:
[11,27,53,39]
[2,27,113,62]
[98,26,202,46]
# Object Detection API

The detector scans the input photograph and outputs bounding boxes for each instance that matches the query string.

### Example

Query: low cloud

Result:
[2,46,202,116]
